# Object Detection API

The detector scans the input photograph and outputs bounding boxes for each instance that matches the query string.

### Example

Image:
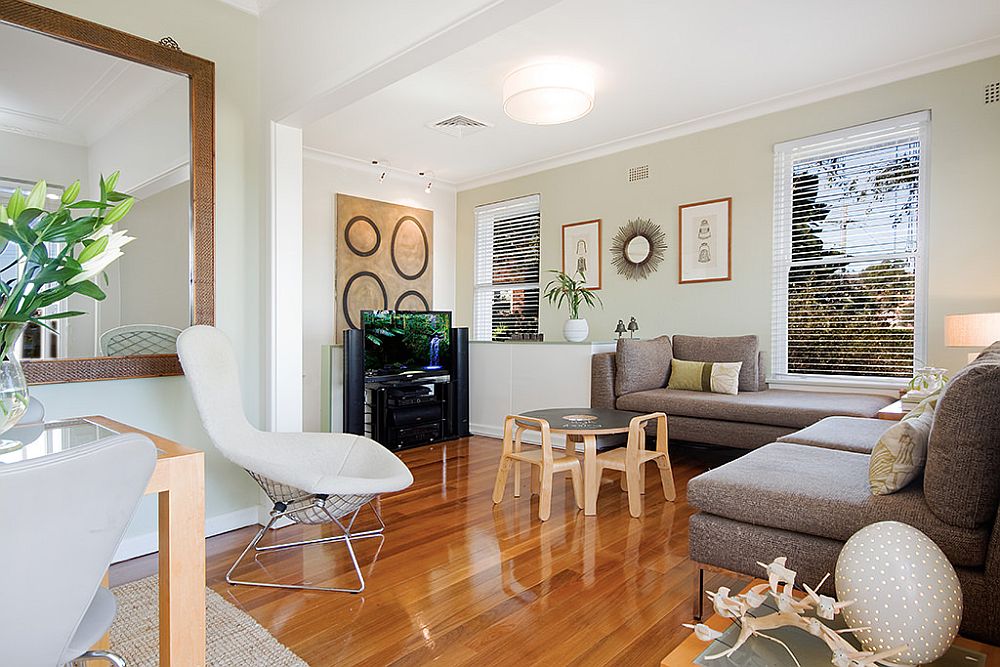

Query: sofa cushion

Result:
[614,336,672,396]
[777,416,893,454]
[869,407,934,495]
[687,443,989,567]
[616,387,891,429]
[925,341,1000,529]
[673,334,760,392]
[667,359,742,395]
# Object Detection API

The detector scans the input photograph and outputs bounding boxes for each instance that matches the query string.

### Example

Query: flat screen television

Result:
[361,310,452,380]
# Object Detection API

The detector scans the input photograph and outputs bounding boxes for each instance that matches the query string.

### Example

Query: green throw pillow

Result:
[667,359,742,395]
[869,405,935,495]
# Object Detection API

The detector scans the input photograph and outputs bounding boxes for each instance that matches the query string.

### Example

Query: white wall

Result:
[301,151,457,431]
[456,55,1000,377]
[32,0,264,553]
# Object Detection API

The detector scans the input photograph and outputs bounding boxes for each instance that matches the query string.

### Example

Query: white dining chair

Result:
[0,434,157,666]
[177,325,413,592]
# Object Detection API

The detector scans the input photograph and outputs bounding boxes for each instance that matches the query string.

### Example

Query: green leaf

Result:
[25,180,46,210]
[77,235,109,264]
[106,192,129,202]
[102,197,134,226]
[36,310,85,320]
[61,180,81,205]
[6,187,24,219]
[70,280,106,301]
[67,200,111,210]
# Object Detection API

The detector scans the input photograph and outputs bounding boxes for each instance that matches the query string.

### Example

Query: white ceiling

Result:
[302,0,1000,188]
[0,22,185,146]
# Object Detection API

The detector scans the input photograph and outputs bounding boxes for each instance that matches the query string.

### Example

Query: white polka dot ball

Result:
[835,521,962,665]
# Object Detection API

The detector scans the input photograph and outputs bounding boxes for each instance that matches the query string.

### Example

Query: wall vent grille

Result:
[986,82,1000,105]
[628,165,649,182]
[428,114,492,138]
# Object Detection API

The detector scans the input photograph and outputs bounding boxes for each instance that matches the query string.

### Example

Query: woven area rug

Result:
[109,576,308,666]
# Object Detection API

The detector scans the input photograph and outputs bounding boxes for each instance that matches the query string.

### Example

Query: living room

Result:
[1,1,998,666]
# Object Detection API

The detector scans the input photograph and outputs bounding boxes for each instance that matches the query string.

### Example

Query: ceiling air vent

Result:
[986,82,1000,105]
[427,114,492,138]
[628,164,649,182]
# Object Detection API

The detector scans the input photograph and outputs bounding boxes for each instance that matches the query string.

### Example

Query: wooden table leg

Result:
[583,434,598,516]
[158,453,206,666]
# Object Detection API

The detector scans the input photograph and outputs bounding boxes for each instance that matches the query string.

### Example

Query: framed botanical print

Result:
[562,219,602,289]
[678,198,732,284]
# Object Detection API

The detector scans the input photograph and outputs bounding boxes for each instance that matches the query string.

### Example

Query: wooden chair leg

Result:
[640,464,646,494]
[531,465,540,496]
[625,462,642,518]
[619,472,628,492]
[656,455,676,502]
[538,464,554,521]
[513,427,524,497]
[569,466,584,510]
[492,456,512,504]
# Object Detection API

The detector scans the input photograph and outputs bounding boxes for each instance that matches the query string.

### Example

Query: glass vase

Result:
[0,323,29,453]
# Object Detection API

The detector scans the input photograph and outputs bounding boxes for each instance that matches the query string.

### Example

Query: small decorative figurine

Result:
[615,320,627,339]
[627,317,639,338]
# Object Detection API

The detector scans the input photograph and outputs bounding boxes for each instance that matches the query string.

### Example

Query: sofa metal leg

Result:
[692,566,704,621]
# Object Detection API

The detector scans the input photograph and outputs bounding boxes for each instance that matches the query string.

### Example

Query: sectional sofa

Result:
[687,342,1000,644]
[591,334,894,449]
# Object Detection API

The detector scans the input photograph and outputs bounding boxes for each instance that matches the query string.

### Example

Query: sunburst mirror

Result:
[610,218,667,280]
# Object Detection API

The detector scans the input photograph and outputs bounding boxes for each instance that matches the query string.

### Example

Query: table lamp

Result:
[945,312,1000,362]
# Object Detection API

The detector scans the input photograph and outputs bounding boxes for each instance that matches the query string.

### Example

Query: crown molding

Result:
[456,35,1000,191]
[302,146,458,192]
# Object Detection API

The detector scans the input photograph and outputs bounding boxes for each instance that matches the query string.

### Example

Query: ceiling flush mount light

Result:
[503,62,594,125]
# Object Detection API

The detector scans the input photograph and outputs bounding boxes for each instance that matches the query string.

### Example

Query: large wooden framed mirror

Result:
[0,0,214,383]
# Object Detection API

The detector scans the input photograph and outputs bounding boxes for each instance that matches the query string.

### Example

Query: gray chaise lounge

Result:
[591,334,893,449]
[688,342,1000,644]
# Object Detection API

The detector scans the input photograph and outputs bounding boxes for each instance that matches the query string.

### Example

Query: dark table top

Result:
[515,407,644,434]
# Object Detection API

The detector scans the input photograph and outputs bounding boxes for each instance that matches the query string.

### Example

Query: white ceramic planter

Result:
[563,318,589,342]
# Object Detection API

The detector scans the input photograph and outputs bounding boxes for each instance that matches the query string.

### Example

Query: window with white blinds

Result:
[473,194,541,341]
[772,112,928,381]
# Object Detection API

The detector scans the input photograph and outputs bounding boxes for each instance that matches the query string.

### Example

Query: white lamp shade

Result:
[836,521,962,665]
[503,62,594,125]
[944,312,1000,347]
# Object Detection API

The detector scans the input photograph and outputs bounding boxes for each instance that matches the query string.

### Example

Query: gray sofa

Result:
[688,342,1000,644]
[591,334,894,449]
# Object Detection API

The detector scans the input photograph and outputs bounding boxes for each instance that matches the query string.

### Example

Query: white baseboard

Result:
[471,422,573,450]
[113,506,260,563]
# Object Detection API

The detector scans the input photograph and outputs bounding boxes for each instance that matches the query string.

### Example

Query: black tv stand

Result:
[342,327,470,451]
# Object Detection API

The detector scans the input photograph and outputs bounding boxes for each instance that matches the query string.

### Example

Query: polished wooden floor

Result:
[111,436,746,666]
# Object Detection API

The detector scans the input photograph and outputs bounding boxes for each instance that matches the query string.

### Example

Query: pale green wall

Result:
[456,56,1000,375]
[29,0,264,540]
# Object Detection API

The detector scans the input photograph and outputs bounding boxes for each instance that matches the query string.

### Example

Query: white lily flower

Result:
[68,228,134,285]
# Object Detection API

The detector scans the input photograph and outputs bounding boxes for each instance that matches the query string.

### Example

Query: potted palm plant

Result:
[543,269,603,342]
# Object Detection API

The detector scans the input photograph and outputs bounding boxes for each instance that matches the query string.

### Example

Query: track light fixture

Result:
[372,160,388,183]
[419,171,433,194]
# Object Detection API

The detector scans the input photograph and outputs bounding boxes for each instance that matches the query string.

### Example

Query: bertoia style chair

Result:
[177,325,413,592]
[0,434,157,667]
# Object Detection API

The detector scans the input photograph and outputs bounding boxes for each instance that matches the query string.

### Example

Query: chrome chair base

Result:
[72,649,128,666]
[226,498,385,593]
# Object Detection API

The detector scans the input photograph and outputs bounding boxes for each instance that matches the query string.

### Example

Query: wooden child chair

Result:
[492,415,584,520]
[592,412,675,517]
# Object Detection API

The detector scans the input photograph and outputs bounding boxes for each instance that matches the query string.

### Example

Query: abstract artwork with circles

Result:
[335,194,433,343]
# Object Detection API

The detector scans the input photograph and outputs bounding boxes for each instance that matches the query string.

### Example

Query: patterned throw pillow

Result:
[869,401,935,496]
[667,359,742,395]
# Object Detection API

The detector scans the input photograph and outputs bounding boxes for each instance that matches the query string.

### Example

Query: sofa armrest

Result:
[591,352,617,408]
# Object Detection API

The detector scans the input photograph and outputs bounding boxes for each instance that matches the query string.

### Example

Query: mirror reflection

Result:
[625,236,651,264]
[0,22,191,359]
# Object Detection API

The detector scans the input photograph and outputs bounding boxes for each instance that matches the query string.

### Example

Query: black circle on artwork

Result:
[394,290,430,311]
[342,271,388,330]
[390,215,429,280]
[344,216,381,257]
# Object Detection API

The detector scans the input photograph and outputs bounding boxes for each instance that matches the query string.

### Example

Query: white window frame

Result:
[771,111,930,387]
[472,194,541,342]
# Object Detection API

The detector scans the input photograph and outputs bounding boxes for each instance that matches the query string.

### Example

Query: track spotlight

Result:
[373,160,388,183]
[420,171,433,194]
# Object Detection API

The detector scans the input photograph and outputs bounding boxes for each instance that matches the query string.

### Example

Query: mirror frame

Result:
[0,0,215,384]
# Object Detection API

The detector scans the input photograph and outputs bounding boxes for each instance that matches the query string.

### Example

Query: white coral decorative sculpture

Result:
[685,558,909,667]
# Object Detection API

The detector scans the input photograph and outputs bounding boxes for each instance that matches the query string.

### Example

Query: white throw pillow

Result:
[869,406,934,495]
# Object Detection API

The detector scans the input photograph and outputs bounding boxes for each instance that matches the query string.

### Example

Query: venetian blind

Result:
[772,111,928,380]
[473,194,541,341]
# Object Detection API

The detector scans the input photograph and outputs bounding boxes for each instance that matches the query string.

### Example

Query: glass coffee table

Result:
[516,407,645,515]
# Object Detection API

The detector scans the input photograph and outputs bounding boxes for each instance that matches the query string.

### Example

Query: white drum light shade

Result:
[503,62,594,125]
[944,312,1000,347]
[835,521,962,665]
